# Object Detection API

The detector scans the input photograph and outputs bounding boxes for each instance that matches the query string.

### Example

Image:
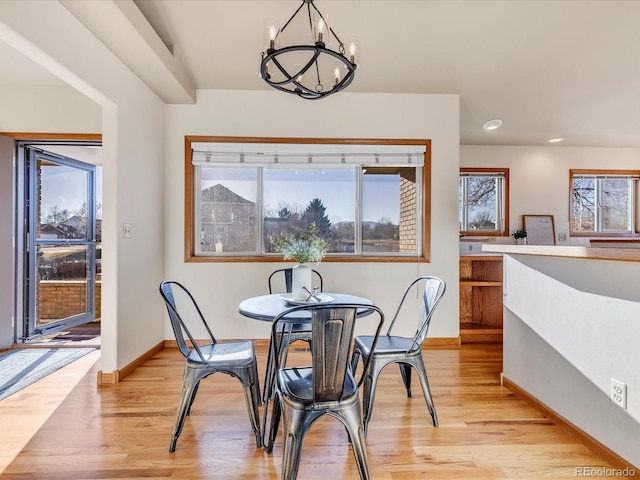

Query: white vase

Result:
[291,263,312,301]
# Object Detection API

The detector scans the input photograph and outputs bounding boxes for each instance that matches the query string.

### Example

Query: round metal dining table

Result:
[238,292,374,322]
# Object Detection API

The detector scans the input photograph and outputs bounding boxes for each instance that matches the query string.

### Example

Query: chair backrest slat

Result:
[411,277,446,351]
[272,303,384,403]
[311,307,357,402]
[384,276,446,352]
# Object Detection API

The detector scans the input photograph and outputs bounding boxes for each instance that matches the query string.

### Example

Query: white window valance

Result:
[191,142,425,167]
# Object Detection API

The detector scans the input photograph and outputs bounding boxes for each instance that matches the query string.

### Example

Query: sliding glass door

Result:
[23,147,97,339]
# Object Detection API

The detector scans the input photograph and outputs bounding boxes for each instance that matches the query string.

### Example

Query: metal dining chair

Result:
[350,276,446,435]
[159,281,262,452]
[268,267,323,295]
[262,267,324,402]
[265,303,384,480]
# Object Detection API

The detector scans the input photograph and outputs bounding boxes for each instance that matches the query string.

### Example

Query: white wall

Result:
[0,1,166,373]
[502,253,640,466]
[461,145,640,244]
[164,90,461,341]
[0,86,102,132]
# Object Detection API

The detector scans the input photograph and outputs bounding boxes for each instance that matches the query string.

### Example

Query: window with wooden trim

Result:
[570,169,639,235]
[459,168,509,236]
[185,137,432,262]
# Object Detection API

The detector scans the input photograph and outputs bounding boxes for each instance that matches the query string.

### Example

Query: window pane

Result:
[572,177,595,232]
[263,168,355,254]
[601,178,630,231]
[199,167,258,253]
[465,177,498,230]
[362,167,415,253]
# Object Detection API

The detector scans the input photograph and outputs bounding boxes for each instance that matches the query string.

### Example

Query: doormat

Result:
[0,347,96,401]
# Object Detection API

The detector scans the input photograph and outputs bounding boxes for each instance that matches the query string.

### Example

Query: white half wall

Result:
[164,90,461,341]
[502,253,640,467]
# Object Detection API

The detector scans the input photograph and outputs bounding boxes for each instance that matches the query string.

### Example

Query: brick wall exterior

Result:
[38,280,101,320]
[399,176,416,252]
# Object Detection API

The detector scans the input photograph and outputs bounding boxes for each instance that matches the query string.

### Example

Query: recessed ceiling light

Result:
[548,138,564,143]
[483,119,503,130]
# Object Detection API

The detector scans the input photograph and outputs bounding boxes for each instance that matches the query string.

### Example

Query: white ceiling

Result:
[3,0,640,148]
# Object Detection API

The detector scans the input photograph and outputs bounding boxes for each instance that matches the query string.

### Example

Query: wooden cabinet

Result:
[459,255,503,343]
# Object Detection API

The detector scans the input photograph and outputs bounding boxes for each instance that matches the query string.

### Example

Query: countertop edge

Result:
[482,244,640,262]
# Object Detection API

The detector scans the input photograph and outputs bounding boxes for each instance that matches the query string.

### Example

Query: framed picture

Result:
[523,215,556,246]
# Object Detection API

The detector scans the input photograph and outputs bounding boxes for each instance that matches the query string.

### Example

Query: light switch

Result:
[123,223,132,238]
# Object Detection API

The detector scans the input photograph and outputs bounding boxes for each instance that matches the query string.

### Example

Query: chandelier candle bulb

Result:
[264,17,278,51]
[347,35,360,65]
[315,11,327,44]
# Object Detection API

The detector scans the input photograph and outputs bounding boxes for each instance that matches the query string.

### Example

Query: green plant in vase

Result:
[270,223,328,301]
[512,229,527,244]
[270,223,328,264]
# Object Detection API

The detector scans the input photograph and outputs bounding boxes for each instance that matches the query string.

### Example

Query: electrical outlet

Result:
[611,378,627,409]
[558,233,567,242]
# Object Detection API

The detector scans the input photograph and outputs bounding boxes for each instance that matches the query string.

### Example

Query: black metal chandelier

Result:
[259,0,360,100]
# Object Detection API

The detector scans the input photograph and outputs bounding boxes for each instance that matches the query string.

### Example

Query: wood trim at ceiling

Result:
[0,132,101,141]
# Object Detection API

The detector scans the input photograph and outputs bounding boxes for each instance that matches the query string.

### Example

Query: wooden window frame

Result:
[184,136,432,263]
[569,169,640,237]
[459,167,510,237]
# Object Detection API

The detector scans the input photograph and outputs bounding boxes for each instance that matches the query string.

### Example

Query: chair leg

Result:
[240,363,263,448]
[170,368,202,452]
[186,382,200,416]
[413,355,438,427]
[267,392,282,453]
[350,348,361,375]
[263,339,276,402]
[361,359,382,436]
[341,401,372,480]
[252,356,263,407]
[281,407,313,480]
[399,363,412,398]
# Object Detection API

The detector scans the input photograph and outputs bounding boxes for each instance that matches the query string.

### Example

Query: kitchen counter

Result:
[482,244,640,262]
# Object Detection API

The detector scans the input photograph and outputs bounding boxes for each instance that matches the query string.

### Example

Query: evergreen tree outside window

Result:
[194,165,422,257]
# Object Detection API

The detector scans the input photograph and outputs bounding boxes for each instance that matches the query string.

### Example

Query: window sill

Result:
[185,254,431,263]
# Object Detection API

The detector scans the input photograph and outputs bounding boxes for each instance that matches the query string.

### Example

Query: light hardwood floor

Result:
[0,343,633,479]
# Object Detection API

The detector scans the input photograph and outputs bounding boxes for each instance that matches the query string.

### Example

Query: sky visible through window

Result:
[40,166,103,220]
[200,167,401,224]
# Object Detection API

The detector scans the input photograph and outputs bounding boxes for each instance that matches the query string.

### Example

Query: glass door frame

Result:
[19,142,99,340]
